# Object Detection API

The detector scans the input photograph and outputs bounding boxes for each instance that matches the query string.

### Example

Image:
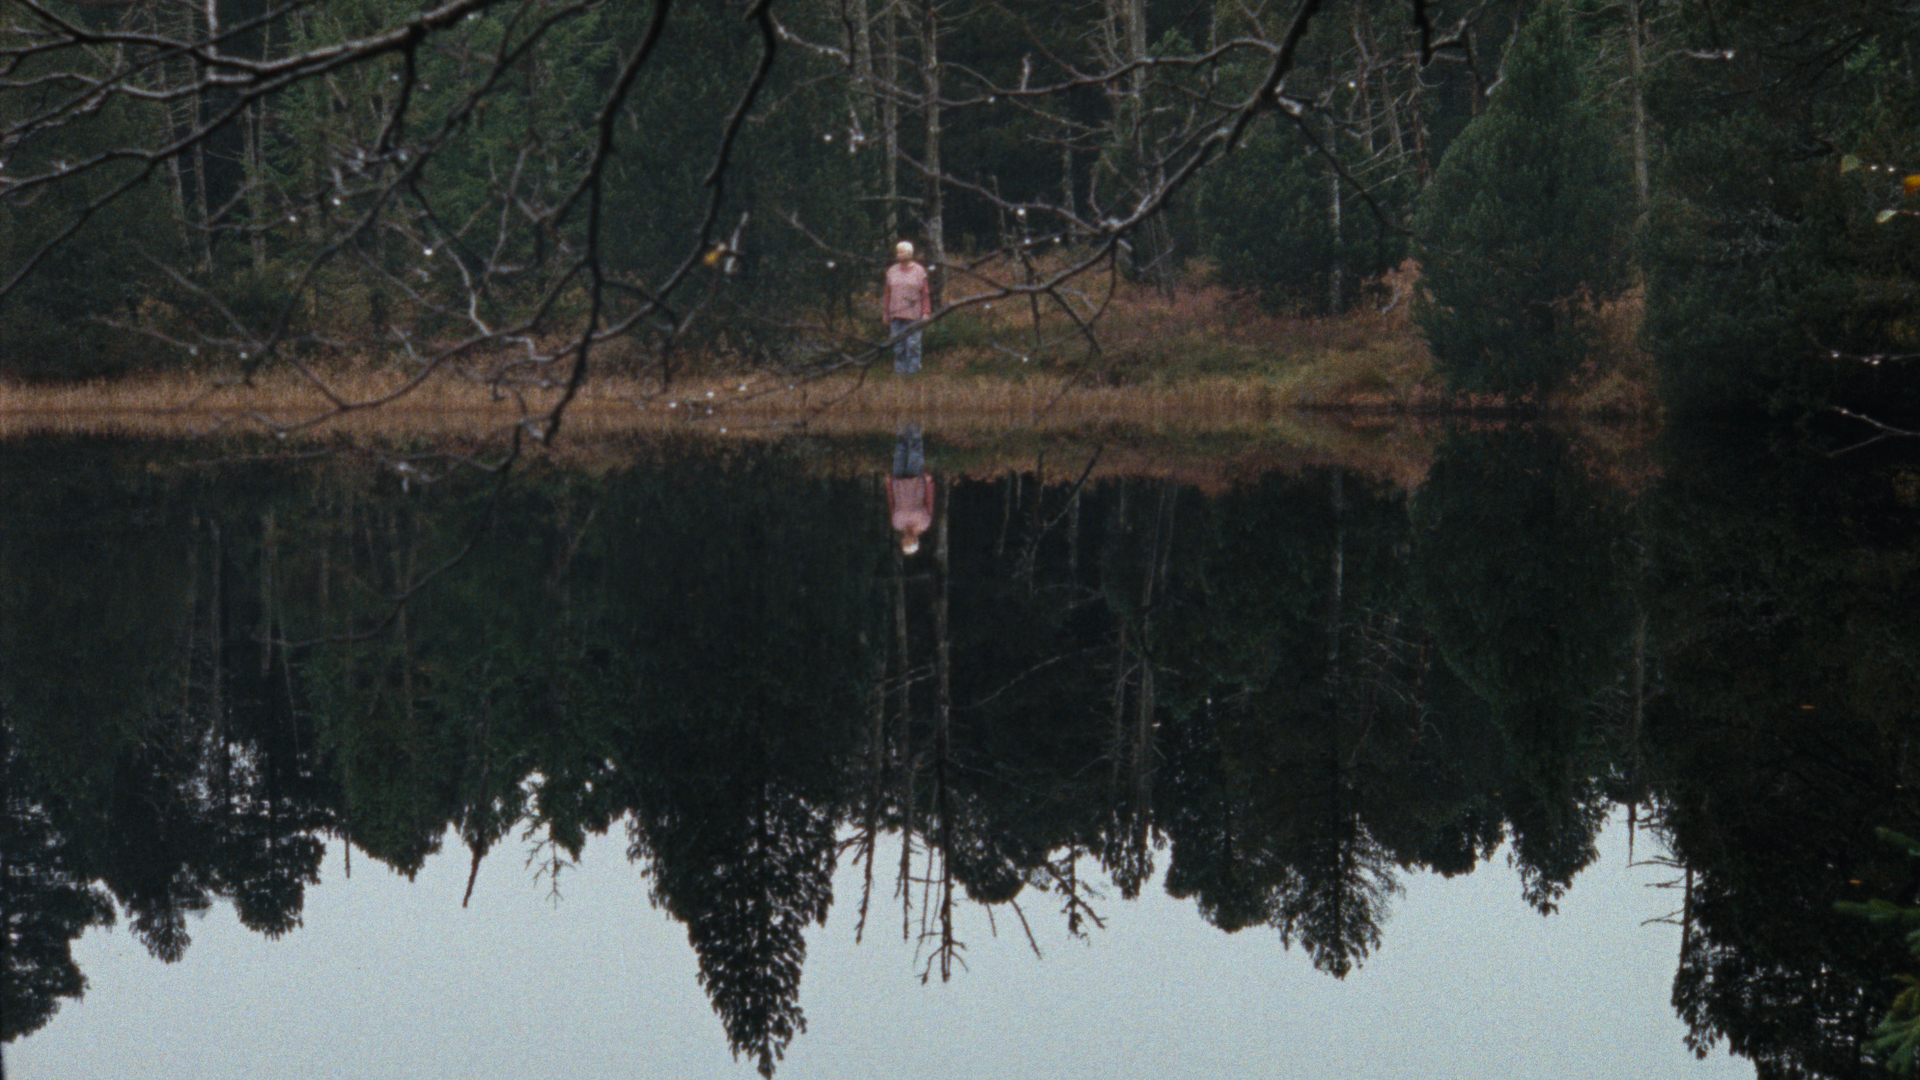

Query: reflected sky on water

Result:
[6,422,1918,1080]
[15,813,1746,1080]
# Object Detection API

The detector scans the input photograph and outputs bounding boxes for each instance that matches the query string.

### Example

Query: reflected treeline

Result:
[1644,425,1920,1080]
[6,429,1920,1077]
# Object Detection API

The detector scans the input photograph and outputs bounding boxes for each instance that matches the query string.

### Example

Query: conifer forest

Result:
[0,0,1911,415]
[7,3,1920,1079]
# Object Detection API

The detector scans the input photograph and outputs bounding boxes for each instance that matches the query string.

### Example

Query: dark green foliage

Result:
[0,441,342,1036]
[0,0,1503,381]
[0,714,117,1041]
[1643,5,1920,416]
[1199,117,1408,315]
[0,0,1914,401]
[0,130,179,381]
[1410,429,1633,713]
[22,429,1920,1077]
[595,448,875,1077]
[1646,423,1920,1077]
[1412,1,1632,395]
[1269,776,1399,978]
[1839,830,1920,1074]
[634,781,836,1079]
[1158,701,1283,933]
[587,4,874,359]
[1151,468,1509,964]
[0,3,160,379]
[1409,429,1633,910]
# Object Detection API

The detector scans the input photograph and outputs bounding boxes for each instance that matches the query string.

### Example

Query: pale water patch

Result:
[12,811,1748,1080]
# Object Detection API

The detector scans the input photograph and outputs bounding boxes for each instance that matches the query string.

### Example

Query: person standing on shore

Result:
[882,241,932,374]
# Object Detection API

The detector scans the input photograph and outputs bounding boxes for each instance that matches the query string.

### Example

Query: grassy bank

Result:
[924,262,1437,404]
[0,260,1657,440]
[0,369,1411,441]
[923,258,1651,413]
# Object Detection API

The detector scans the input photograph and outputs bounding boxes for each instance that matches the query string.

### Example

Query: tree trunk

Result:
[920,0,944,303]
[881,0,901,239]
[850,0,876,135]
[1326,119,1344,315]
[1625,0,1651,222]
[246,104,269,271]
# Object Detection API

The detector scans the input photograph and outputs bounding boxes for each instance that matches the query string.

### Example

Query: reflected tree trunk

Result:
[893,537,916,939]
[926,476,959,980]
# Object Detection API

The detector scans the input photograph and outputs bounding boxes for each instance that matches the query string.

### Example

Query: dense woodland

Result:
[0,0,1915,417]
[8,430,1920,1077]
[8,1,1920,1076]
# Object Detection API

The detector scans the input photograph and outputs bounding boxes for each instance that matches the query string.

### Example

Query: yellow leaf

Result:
[1842,154,1862,173]
[1879,209,1900,224]
[1905,175,1920,198]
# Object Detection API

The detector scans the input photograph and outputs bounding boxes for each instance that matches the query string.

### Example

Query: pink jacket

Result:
[888,475,934,534]
[883,262,932,322]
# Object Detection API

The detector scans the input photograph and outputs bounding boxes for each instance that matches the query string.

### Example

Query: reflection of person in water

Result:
[888,423,934,554]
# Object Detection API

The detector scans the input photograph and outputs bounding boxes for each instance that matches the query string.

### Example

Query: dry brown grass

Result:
[934,255,1437,407]
[0,256,1656,481]
[1560,287,1659,418]
[0,365,595,441]
[0,362,1449,490]
[0,258,1437,442]
[0,367,1346,438]
[0,371,1663,498]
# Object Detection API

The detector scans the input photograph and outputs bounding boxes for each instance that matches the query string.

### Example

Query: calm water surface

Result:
[17,817,1729,1080]
[6,421,1916,1079]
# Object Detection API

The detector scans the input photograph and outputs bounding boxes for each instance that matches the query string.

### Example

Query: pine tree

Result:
[1198,117,1408,316]
[1411,1,1632,396]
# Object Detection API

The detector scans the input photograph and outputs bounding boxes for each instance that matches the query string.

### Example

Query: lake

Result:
[5,418,1914,1079]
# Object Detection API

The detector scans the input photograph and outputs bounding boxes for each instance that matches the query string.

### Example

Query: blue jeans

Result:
[893,424,924,477]
[891,319,922,374]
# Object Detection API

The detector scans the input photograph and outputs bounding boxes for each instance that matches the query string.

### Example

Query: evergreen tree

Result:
[1411,1,1632,396]
[1198,117,1408,315]
[0,64,179,382]
[1642,2,1920,416]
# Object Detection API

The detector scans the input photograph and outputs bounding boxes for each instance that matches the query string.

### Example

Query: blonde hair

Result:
[895,241,914,258]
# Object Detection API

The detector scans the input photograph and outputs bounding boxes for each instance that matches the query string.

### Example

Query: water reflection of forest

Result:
[5,426,1920,1079]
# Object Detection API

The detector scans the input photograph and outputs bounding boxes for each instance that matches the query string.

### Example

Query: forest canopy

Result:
[0,0,1913,417]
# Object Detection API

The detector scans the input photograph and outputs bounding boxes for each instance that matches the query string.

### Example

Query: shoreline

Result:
[0,266,1660,440]
[0,369,1649,437]
[0,366,1660,496]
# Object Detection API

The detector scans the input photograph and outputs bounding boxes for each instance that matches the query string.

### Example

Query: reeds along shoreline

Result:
[0,260,1657,439]
[0,370,1354,440]
[0,367,1454,494]
[0,365,1642,442]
